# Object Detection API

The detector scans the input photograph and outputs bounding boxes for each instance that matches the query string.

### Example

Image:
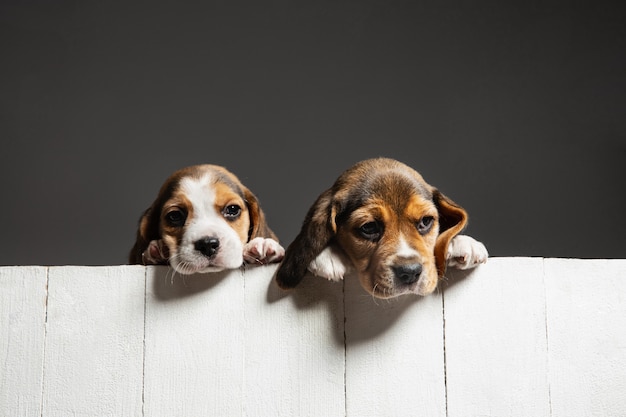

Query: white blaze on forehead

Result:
[396,236,419,259]
[170,171,245,273]
[180,173,224,240]
[181,173,217,217]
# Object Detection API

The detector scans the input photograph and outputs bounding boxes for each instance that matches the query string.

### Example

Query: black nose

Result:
[392,263,423,285]
[194,237,220,257]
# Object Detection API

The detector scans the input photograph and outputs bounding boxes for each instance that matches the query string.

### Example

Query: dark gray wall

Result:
[1,1,624,266]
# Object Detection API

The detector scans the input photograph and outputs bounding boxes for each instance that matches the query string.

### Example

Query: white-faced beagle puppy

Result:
[129,164,284,274]
[275,158,488,299]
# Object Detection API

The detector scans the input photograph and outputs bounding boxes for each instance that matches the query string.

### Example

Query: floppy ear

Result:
[275,189,337,289]
[243,187,278,241]
[128,207,160,264]
[432,189,468,277]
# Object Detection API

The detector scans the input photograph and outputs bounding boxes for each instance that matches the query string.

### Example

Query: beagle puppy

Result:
[275,158,487,298]
[129,164,284,273]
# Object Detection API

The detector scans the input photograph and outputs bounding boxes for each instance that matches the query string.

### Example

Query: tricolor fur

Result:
[275,158,487,298]
[129,164,283,274]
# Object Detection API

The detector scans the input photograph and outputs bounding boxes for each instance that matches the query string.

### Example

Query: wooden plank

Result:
[0,266,48,417]
[545,259,626,417]
[344,272,446,417]
[143,266,245,416]
[444,258,550,416]
[41,266,145,417]
[243,266,345,417]
[1,259,624,416]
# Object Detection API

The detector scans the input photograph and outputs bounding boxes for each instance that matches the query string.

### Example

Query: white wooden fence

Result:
[1,258,625,416]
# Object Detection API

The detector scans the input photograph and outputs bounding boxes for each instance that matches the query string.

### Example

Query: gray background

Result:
[1,1,624,266]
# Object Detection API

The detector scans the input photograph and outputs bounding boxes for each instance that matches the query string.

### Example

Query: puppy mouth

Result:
[169,251,240,274]
[367,264,428,298]
[370,279,426,299]
[370,282,398,299]
[168,234,245,274]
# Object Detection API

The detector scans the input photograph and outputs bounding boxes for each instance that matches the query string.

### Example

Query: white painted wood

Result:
[545,258,626,417]
[0,266,47,417]
[2,260,626,416]
[444,258,551,417]
[344,272,447,417]
[143,265,245,417]
[243,266,345,417]
[41,266,145,417]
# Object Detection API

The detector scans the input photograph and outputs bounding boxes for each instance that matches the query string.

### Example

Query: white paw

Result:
[243,237,285,265]
[143,240,169,264]
[446,235,488,270]
[308,246,352,281]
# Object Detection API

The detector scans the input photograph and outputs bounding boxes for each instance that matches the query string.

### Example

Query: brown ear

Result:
[128,207,160,264]
[243,187,277,241]
[275,189,337,289]
[433,189,468,277]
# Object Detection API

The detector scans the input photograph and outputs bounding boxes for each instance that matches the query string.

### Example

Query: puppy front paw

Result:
[308,246,352,281]
[143,240,169,265]
[446,235,488,269]
[243,237,285,265]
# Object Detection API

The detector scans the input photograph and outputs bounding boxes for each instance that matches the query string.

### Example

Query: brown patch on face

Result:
[128,167,190,264]
[335,201,392,297]
[213,181,250,244]
[336,193,441,298]
[402,194,440,296]
[158,186,193,259]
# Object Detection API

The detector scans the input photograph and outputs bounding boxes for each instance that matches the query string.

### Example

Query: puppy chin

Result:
[170,256,244,274]
[169,250,244,274]
[359,272,400,300]
[414,275,438,296]
[363,270,439,298]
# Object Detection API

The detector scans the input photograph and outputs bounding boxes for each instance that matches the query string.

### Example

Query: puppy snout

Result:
[194,237,220,257]
[392,263,423,285]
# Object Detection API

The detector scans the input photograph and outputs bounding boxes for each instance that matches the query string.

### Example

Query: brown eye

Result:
[223,205,242,219]
[416,216,434,235]
[166,210,186,227]
[358,221,382,241]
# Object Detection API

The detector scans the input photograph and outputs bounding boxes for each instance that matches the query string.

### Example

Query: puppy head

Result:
[276,158,467,298]
[129,164,274,273]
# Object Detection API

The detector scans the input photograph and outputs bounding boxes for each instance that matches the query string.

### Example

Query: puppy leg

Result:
[142,240,170,265]
[308,245,353,281]
[446,235,488,269]
[243,237,285,265]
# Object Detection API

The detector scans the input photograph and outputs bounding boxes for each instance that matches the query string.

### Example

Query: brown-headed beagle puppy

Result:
[275,157,487,298]
[129,164,284,274]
